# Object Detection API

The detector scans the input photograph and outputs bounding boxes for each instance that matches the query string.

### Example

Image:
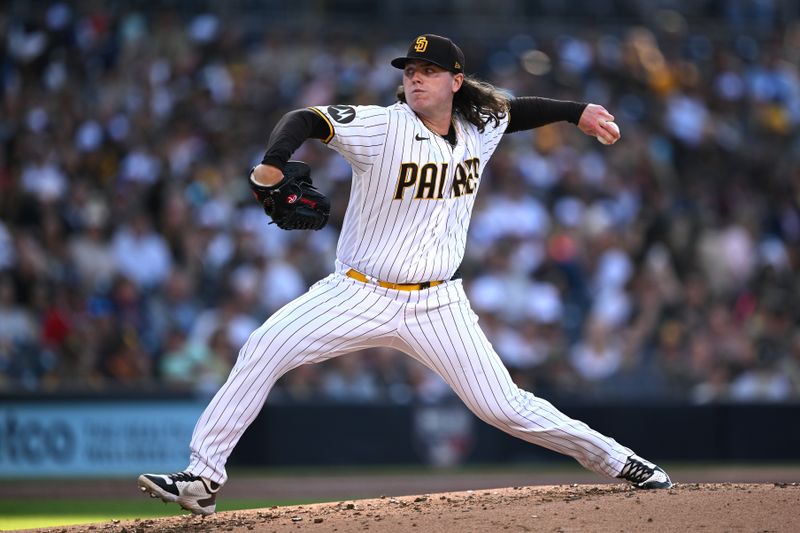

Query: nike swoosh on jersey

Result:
[415,134,429,141]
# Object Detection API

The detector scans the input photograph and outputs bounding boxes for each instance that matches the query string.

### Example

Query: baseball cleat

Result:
[617,455,673,489]
[137,471,220,515]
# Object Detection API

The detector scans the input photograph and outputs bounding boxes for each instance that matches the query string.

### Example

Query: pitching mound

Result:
[36,482,799,533]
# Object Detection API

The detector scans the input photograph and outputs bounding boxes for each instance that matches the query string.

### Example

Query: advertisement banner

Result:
[0,402,205,477]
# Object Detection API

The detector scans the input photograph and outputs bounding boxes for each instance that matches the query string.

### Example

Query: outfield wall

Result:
[1,398,798,478]
[0,401,205,477]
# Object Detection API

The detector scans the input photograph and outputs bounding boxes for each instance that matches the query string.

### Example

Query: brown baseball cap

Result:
[391,34,465,74]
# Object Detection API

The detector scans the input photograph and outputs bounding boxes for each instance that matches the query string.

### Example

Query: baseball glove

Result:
[249,161,330,230]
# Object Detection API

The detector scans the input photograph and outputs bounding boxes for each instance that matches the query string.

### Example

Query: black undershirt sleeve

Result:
[261,109,332,170]
[505,97,588,134]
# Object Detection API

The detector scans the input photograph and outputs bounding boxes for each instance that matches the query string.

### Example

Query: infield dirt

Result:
[27,482,800,533]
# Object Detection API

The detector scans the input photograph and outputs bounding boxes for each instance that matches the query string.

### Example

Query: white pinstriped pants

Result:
[187,269,633,485]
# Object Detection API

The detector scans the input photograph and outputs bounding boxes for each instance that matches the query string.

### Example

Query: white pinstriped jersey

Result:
[310,102,509,284]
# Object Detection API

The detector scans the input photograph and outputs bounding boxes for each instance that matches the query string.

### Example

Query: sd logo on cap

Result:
[392,34,465,74]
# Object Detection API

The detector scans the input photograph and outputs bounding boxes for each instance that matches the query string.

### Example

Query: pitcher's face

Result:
[402,60,463,116]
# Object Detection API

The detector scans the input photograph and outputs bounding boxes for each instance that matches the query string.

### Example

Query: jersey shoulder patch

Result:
[327,105,357,124]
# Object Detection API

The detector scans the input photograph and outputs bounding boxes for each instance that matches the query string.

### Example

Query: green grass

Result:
[0,498,318,531]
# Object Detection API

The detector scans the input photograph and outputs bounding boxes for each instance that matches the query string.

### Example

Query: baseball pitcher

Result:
[138,34,672,515]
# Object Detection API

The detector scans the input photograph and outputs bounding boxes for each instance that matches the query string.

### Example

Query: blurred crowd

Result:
[2,1,800,404]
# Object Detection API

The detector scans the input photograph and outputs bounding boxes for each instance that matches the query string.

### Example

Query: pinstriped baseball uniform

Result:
[310,102,501,284]
[186,101,634,485]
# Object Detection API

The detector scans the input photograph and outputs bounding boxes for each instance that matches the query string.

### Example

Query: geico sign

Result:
[0,414,76,463]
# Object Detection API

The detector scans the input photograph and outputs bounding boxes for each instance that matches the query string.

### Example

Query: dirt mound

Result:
[35,483,799,533]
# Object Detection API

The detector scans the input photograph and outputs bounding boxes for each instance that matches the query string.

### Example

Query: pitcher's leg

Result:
[188,275,402,484]
[398,284,631,478]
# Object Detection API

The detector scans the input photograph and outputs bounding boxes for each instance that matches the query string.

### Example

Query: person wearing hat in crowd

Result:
[138,34,671,515]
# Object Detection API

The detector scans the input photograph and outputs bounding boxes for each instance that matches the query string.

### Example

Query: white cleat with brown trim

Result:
[137,471,220,515]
